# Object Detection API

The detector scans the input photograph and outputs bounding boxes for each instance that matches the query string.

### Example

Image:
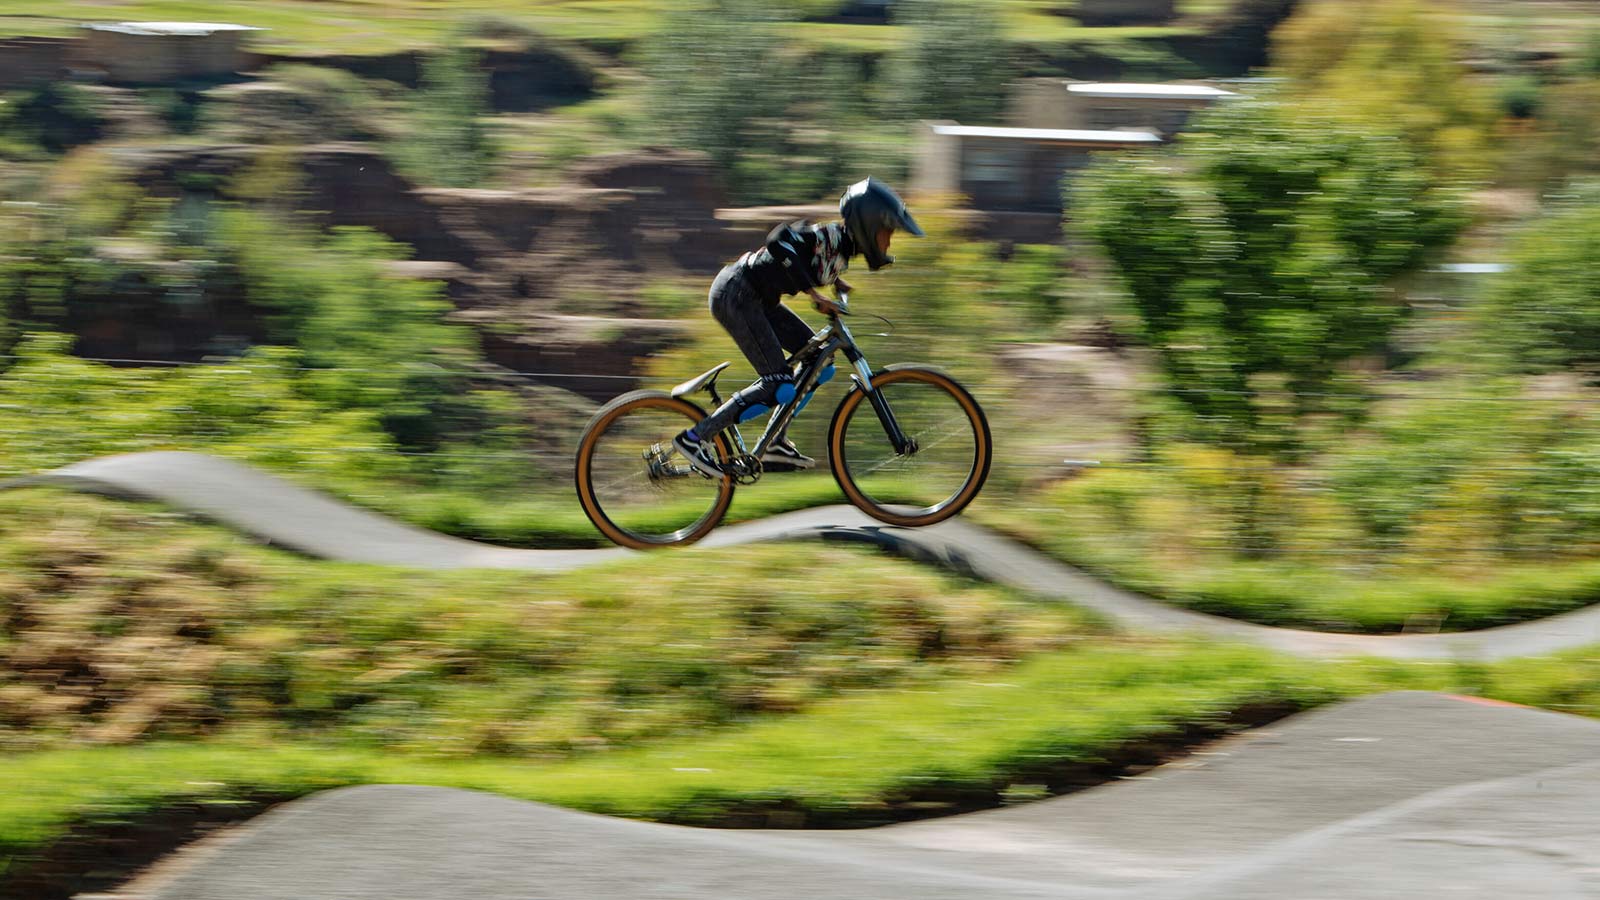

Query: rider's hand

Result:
[809,288,842,316]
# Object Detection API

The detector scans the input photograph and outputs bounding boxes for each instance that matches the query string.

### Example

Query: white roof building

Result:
[76,21,263,83]
[1010,79,1240,134]
[1065,83,1238,101]
[913,121,1160,217]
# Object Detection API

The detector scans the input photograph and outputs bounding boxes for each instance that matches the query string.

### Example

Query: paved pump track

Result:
[102,694,1600,900]
[8,453,1600,899]
[11,451,1600,662]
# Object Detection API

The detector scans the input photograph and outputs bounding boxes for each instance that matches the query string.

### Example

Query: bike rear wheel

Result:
[828,365,991,527]
[575,390,735,548]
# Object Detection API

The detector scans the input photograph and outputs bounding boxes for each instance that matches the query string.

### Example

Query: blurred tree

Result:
[1485,185,1600,379]
[393,47,496,187]
[1574,27,1600,78]
[642,0,794,197]
[1271,0,1495,182]
[0,200,127,354]
[1078,97,1469,456]
[889,0,1010,125]
[641,1,914,203]
[216,209,516,454]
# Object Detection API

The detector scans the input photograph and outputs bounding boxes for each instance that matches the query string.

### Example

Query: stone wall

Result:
[258,43,598,112]
[109,143,498,267]
[570,149,733,272]
[0,37,71,90]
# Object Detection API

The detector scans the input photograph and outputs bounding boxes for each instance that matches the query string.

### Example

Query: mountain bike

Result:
[574,292,992,549]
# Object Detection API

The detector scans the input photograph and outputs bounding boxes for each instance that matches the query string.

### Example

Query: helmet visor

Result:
[894,207,925,238]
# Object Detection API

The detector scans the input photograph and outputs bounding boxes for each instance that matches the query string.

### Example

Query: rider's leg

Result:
[692,372,797,439]
[688,273,803,441]
[766,302,814,357]
[675,269,797,475]
[756,303,819,469]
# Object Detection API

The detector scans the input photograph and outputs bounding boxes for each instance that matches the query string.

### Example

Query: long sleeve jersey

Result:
[738,221,853,303]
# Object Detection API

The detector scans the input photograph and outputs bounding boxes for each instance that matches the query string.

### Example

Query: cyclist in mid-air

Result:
[672,177,923,476]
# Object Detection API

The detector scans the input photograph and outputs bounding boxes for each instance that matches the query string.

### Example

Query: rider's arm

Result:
[765,222,817,296]
[808,287,843,316]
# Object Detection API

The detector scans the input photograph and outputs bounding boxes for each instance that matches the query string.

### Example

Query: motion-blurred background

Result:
[5,1,1600,895]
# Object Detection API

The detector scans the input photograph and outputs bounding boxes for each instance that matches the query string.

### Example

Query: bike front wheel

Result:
[827,365,991,527]
[575,390,735,548]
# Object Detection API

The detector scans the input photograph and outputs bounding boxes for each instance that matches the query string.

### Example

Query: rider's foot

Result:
[672,429,725,478]
[761,437,816,472]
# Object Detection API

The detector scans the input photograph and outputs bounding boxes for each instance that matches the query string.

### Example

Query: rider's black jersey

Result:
[738,221,853,304]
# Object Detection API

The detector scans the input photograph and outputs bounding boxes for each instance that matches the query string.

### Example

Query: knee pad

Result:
[794,364,835,414]
[733,374,796,423]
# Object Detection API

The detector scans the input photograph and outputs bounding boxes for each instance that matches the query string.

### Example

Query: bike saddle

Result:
[671,362,731,398]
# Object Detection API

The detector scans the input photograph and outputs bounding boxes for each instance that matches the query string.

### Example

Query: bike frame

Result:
[722,293,915,466]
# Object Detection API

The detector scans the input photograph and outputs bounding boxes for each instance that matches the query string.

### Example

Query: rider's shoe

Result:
[672,429,725,478]
[761,438,816,472]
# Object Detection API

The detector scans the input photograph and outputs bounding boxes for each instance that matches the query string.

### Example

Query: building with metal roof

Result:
[76,22,262,83]
[1010,79,1239,135]
[912,121,1160,225]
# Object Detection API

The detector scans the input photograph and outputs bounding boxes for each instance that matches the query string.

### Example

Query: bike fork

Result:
[847,353,916,456]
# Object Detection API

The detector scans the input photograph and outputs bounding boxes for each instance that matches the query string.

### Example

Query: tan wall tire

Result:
[575,390,736,549]
[827,365,991,528]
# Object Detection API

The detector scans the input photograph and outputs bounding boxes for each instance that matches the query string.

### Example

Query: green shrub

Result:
[0,83,104,158]
[1270,0,1496,180]
[390,48,496,187]
[144,87,205,135]
[1498,75,1542,120]
[1485,186,1600,376]
[1572,27,1600,78]
[1077,94,1469,455]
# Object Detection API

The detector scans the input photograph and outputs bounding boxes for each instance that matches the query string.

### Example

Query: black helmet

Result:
[839,177,924,271]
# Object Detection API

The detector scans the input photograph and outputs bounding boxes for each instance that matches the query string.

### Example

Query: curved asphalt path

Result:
[10,450,1600,662]
[125,693,1600,900]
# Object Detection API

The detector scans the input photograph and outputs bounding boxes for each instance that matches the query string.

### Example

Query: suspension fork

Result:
[838,321,916,456]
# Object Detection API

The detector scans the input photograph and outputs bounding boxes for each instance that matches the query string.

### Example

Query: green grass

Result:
[0,0,1217,55]
[320,471,848,548]
[0,487,1096,757]
[7,637,1598,868]
[0,1,667,53]
[0,639,1420,866]
[975,469,1600,635]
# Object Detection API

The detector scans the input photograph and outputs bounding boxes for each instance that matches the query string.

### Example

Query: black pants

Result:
[693,264,814,438]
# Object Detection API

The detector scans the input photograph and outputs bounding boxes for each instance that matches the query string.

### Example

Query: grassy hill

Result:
[0,0,1227,55]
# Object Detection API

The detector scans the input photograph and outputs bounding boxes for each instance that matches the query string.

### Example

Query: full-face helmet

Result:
[840,177,924,271]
